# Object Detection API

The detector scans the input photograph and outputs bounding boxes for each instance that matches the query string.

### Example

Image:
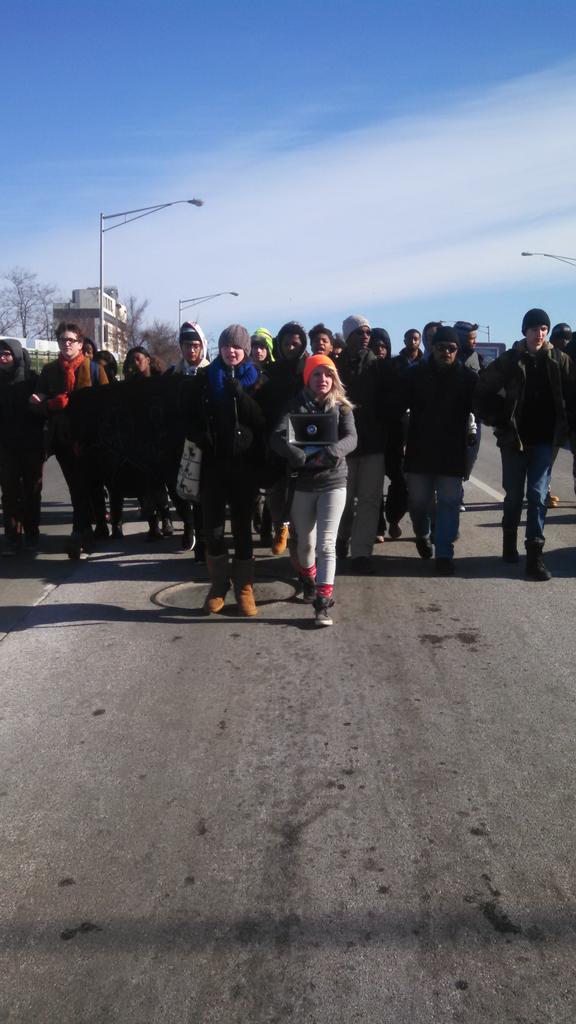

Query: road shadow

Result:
[335,547,576,580]
[0,903,562,953]
[3,600,313,632]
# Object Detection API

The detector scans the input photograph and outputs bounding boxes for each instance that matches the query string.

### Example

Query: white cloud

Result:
[8,62,576,338]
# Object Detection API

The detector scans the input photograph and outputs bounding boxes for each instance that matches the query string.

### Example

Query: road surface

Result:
[1,439,576,1022]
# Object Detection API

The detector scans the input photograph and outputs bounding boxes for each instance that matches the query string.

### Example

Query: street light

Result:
[178,291,239,325]
[521,251,576,269]
[99,198,204,351]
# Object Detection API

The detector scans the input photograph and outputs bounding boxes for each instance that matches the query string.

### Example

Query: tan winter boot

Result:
[271,523,289,555]
[204,553,230,614]
[232,558,258,617]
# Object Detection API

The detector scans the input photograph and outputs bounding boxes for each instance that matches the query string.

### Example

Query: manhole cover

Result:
[153,575,297,614]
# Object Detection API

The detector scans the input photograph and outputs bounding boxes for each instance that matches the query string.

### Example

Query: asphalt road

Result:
[1,440,576,1023]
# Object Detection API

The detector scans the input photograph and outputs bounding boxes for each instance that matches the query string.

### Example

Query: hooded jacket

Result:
[337,346,391,455]
[476,341,576,450]
[0,339,44,450]
[167,321,210,376]
[260,323,309,425]
[453,322,484,374]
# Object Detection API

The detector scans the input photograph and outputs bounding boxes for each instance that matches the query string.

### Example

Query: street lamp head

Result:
[521,252,533,256]
[188,199,204,207]
[231,292,239,297]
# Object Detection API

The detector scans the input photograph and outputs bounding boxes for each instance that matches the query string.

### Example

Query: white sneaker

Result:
[314,598,334,627]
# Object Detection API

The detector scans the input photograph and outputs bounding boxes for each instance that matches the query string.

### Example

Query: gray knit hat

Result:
[342,314,371,342]
[218,324,251,357]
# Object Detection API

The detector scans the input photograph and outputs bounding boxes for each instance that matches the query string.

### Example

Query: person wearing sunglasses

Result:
[402,325,478,576]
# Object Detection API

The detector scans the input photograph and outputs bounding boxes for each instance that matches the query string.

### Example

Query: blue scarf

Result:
[207,355,259,401]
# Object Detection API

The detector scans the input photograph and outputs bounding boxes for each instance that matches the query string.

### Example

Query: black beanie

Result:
[432,326,459,347]
[521,308,551,336]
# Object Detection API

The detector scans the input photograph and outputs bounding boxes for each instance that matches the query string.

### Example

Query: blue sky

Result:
[3,0,576,349]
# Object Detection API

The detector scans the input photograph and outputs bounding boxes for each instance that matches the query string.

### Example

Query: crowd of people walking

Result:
[1,306,575,625]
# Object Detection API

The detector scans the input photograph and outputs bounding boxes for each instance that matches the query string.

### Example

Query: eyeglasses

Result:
[182,341,202,349]
[0,350,14,359]
[435,344,458,353]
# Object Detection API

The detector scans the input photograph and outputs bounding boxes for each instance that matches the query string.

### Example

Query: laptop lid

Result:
[288,412,338,445]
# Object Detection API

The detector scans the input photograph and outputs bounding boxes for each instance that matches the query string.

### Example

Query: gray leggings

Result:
[290,487,347,586]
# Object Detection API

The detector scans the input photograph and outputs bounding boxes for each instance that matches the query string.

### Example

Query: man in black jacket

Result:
[477,308,576,581]
[403,326,477,576]
[336,314,388,573]
[395,328,424,369]
[262,321,309,555]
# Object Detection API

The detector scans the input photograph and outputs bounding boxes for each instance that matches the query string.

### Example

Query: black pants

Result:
[202,459,257,560]
[0,445,44,539]
[384,428,408,525]
[53,444,93,534]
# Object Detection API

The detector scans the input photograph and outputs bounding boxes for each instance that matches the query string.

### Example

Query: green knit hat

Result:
[251,326,275,362]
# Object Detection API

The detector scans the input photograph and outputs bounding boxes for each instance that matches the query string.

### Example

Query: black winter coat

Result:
[337,348,391,455]
[476,342,576,450]
[187,366,266,466]
[258,352,308,427]
[403,360,477,478]
[0,373,45,452]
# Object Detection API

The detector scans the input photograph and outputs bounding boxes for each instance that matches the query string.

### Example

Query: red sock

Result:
[316,583,333,598]
[300,563,317,579]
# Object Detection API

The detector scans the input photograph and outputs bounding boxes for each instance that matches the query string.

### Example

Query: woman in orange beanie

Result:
[270,354,357,626]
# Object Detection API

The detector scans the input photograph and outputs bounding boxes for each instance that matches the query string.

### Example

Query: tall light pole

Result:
[99,198,204,352]
[521,251,576,269]
[178,291,239,325]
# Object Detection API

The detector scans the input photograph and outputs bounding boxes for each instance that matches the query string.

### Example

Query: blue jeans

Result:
[407,473,462,559]
[500,444,553,545]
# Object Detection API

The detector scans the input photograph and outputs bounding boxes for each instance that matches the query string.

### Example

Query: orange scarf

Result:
[58,353,91,394]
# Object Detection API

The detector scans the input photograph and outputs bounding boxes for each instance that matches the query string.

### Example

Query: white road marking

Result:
[468,475,504,502]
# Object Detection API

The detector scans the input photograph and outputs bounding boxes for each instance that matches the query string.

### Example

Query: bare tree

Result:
[141,319,180,369]
[124,295,149,348]
[2,268,40,337]
[0,301,18,335]
[35,282,61,340]
[0,267,61,339]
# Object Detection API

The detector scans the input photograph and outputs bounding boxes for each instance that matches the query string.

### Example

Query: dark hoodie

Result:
[370,328,392,360]
[337,345,391,455]
[0,339,44,449]
[260,321,309,424]
[421,322,443,355]
[453,321,483,374]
